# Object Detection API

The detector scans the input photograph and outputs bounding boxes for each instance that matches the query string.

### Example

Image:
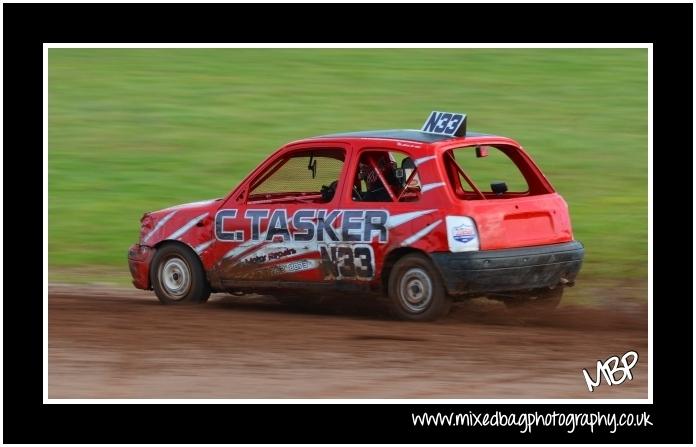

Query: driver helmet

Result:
[361,153,397,187]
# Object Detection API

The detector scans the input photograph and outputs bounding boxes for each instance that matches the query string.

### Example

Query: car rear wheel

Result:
[387,254,451,321]
[151,244,211,305]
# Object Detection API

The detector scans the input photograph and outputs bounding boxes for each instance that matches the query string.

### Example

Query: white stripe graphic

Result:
[194,240,214,254]
[402,219,443,246]
[168,213,209,240]
[164,199,217,210]
[386,209,437,229]
[142,210,178,242]
[414,155,437,166]
[421,182,445,193]
[224,232,268,259]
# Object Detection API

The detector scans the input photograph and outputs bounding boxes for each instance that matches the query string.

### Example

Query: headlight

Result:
[139,214,153,241]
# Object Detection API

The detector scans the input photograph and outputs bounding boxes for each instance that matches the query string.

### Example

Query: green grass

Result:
[49,49,647,281]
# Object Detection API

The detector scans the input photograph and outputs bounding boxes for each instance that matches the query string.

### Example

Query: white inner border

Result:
[43,43,652,404]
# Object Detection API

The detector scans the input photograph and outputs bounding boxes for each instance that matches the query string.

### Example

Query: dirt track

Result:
[48,284,648,398]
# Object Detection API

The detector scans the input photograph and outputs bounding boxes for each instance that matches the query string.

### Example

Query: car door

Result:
[208,143,351,287]
[335,147,439,285]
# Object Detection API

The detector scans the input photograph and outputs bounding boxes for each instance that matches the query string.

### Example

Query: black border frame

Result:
[4,2,692,443]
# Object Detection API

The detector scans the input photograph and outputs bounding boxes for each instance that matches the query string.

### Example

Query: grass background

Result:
[48,49,647,284]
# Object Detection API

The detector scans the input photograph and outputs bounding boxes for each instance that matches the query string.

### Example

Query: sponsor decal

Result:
[396,141,421,149]
[215,209,389,243]
[241,254,267,265]
[240,247,297,266]
[268,247,297,260]
[445,216,479,252]
[269,259,317,275]
[452,223,476,243]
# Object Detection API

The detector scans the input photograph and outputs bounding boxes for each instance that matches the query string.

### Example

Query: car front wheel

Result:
[151,244,211,305]
[387,254,451,321]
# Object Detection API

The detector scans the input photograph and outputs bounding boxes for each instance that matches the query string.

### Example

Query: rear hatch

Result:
[442,144,574,250]
[463,194,572,250]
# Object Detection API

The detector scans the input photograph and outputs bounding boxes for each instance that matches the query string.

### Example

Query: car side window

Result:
[351,150,421,202]
[248,149,345,204]
[445,145,532,199]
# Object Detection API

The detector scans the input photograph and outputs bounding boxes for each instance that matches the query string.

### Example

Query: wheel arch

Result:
[382,247,453,321]
[150,239,206,284]
[153,239,199,255]
[380,247,432,293]
[149,239,212,303]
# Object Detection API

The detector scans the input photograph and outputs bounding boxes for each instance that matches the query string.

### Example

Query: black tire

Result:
[503,287,564,311]
[151,243,211,305]
[387,254,451,321]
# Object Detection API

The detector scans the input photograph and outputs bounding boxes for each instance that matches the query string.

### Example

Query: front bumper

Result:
[430,241,584,295]
[128,244,155,290]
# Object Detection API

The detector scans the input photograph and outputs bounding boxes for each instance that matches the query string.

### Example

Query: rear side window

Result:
[444,145,553,199]
[351,150,421,202]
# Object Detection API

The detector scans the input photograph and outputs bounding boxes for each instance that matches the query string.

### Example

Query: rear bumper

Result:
[128,244,154,290]
[430,241,584,295]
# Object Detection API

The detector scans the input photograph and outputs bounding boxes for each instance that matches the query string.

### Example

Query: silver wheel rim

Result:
[398,267,433,313]
[159,257,191,299]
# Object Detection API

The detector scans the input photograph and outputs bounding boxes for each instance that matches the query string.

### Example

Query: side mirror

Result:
[476,146,489,158]
[491,181,508,195]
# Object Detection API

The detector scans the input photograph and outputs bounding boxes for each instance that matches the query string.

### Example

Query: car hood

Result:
[139,198,222,245]
[158,198,222,214]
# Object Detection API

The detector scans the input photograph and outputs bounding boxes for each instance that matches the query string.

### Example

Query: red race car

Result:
[128,112,584,321]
